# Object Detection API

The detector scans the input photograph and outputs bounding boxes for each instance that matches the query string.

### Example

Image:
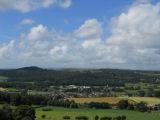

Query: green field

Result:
[5,88,17,92]
[36,107,160,120]
[0,76,8,82]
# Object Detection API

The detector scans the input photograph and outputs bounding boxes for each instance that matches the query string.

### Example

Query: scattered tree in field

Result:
[63,116,71,120]
[135,102,148,112]
[41,115,46,119]
[75,116,88,120]
[117,100,129,109]
[100,116,112,120]
[95,115,99,120]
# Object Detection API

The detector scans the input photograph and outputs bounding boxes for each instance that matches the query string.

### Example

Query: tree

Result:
[41,115,46,119]
[14,105,36,120]
[75,116,88,120]
[63,116,71,120]
[0,105,14,120]
[136,102,148,112]
[100,116,112,120]
[121,115,126,120]
[117,100,129,109]
[95,115,99,120]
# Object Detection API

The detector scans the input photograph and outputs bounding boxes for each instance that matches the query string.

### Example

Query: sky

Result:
[0,0,160,70]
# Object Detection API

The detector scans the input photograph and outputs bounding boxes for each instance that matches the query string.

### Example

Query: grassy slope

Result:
[36,107,160,120]
[67,97,134,104]
[68,97,160,106]
[125,97,160,106]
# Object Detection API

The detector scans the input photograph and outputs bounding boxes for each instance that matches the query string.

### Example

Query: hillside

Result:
[0,67,160,89]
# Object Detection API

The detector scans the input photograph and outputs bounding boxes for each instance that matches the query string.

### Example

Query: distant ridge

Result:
[17,66,43,71]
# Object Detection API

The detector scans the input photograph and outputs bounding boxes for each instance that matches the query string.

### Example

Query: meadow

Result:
[35,106,160,120]
[68,97,160,106]
[125,97,160,106]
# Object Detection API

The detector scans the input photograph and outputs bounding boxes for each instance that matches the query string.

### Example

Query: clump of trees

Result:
[0,92,79,108]
[0,105,35,120]
[63,116,71,120]
[88,102,111,109]
[117,100,148,112]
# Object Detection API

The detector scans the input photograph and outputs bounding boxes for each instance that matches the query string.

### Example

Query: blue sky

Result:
[0,0,160,69]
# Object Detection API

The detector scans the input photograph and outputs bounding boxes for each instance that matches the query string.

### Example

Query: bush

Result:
[42,108,52,111]
[100,116,112,120]
[63,116,71,120]
[135,102,148,112]
[117,100,129,109]
[41,115,46,119]
[121,115,126,120]
[88,102,110,109]
[113,116,127,120]
[75,116,88,120]
[95,115,99,120]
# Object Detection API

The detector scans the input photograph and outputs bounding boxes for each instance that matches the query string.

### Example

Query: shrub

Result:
[63,116,71,120]
[75,116,88,120]
[100,116,112,120]
[117,100,129,109]
[135,102,148,112]
[41,115,46,119]
[95,115,99,120]
[42,108,52,111]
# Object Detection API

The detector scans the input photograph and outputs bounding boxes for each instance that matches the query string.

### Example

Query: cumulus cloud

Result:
[0,40,15,59]
[107,2,160,49]
[105,1,160,69]
[0,0,72,12]
[2,1,160,69]
[20,19,35,25]
[59,0,72,8]
[74,19,103,39]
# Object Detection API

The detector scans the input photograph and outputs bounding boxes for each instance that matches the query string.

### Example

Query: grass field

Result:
[0,76,8,82]
[124,97,160,106]
[36,106,160,120]
[68,97,160,106]
[28,91,51,95]
[67,97,135,104]
[5,88,17,92]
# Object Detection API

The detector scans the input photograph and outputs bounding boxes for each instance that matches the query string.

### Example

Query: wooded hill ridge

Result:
[0,67,160,87]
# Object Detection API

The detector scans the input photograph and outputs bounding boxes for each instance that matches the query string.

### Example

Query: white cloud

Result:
[107,2,160,49]
[24,24,50,41]
[82,39,101,48]
[2,2,160,69]
[20,19,35,25]
[0,0,72,12]
[0,40,14,59]
[74,19,103,39]
[59,0,72,8]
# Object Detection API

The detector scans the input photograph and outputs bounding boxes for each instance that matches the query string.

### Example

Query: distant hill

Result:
[0,67,160,87]
[17,66,43,71]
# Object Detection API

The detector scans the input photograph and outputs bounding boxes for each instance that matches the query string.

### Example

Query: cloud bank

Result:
[1,1,160,69]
